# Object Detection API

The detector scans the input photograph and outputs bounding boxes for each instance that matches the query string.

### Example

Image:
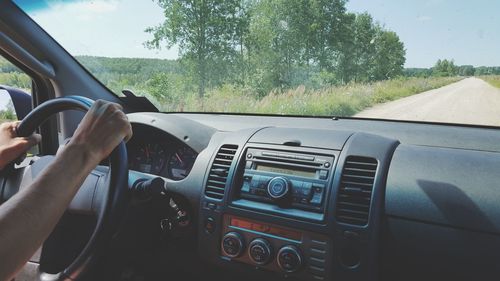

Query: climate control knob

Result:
[277,245,303,273]
[267,177,290,199]
[248,238,273,265]
[221,232,245,258]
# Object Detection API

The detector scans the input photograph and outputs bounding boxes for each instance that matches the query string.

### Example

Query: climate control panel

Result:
[220,215,330,281]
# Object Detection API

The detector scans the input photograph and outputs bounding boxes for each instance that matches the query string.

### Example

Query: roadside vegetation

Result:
[480,75,500,89]
[180,76,462,116]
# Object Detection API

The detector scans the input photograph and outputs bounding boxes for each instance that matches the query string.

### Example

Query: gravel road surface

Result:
[355,77,500,126]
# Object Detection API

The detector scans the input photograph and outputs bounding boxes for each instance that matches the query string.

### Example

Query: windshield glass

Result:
[14,0,500,126]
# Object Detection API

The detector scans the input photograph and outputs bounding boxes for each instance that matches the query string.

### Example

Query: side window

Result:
[0,55,32,120]
[0,55,38,158]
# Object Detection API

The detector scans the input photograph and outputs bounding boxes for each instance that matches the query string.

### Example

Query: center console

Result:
[199,127,399,281]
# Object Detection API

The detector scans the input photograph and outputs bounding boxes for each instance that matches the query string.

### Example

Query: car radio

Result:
[237,148,335,213]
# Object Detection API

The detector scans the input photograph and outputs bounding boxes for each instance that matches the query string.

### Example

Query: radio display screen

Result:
[255,164,316,178]
[229,216,302,241]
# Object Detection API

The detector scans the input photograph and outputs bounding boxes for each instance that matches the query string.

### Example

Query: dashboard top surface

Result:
[169,113,500,152]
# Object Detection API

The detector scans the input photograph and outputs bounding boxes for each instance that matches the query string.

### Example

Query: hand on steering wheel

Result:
[0,121,41,170]
[65,100,132,164]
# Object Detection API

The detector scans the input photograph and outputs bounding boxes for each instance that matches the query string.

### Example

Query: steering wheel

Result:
[15,96,129,280]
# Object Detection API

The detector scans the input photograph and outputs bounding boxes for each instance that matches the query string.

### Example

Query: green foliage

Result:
[145,0,248,97]
[480,75,500,89]
[0,57,22,73]
[182,76,461,116]
[475,66,500,75]
[0,72,31,90]
[432,59,458,77]
[0,100,17,122]
[458,65,475,76]
[145,0,407,96]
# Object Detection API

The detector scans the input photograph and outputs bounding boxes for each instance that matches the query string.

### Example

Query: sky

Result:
[12,0,500,68]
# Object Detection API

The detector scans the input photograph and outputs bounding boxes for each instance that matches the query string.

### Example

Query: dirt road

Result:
[355,77,500,126]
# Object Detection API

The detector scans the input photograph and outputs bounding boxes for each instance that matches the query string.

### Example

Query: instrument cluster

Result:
[127,128,198,180]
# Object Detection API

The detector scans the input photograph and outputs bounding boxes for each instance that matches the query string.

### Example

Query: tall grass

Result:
[480,75,500,89]
[170,76,462,116]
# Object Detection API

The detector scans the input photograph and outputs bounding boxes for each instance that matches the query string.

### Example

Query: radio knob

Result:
[248,238,273,265]
[277,245,303,273]
[221,232,245,258]
[267,177,290,199]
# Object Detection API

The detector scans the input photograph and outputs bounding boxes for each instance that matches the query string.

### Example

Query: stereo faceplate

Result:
[235,148,335,215]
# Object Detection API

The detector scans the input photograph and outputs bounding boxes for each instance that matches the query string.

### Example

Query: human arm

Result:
[0,100,132,281]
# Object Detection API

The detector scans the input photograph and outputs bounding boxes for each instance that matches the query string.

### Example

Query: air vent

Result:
[336,156,378,226]
[204,144,238,200]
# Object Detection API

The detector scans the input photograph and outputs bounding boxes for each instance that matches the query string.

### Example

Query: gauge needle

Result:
[175,153,184,166]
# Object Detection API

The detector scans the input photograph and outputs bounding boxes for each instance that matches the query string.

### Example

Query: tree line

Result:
[145,0,406,99]
[404,59,500,78]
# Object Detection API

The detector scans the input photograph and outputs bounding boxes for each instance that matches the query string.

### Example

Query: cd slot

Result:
[253,157,324,169]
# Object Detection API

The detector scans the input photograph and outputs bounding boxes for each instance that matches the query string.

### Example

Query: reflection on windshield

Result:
[13,0,500,126]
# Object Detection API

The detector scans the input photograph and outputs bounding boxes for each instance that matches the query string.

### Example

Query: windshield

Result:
[14,0,500,126]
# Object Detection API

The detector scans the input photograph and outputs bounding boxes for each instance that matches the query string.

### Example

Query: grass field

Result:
[481,75,500,89]
[173,76,463,116]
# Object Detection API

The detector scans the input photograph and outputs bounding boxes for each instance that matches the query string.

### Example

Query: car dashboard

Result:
[121,112,500,281]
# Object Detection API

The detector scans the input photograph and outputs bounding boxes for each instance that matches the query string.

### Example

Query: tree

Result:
[432,59,458,76]
[145,0,245,98]
[372,29,406,80]
[458,65,475,76]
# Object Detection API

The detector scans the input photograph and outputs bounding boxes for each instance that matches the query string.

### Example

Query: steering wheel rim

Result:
[16,96,129,281]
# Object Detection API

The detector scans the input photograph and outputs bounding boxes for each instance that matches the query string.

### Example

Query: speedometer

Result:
[129,143,167,175]
[167,146,197,180]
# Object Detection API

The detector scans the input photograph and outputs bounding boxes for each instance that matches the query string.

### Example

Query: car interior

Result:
[1,1,500,281]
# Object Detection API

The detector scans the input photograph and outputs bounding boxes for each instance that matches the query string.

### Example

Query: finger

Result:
[12,134,41,150]
[89,100,105,115]
[0,121,17,129]
[110,102,123,111]
[26,133,42,147]
[109,111,132,142]
[124,123,133,143]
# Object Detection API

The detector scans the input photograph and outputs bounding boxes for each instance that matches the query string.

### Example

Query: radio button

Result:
[319,170,329,180]
[291,180,303,196]
[268,177,290,199]
[301,182,312,197]
[248,238,273,265]
[242,176,251,193]
[250,175,261,189]
[310,184,324,205]
[310,193,323,205]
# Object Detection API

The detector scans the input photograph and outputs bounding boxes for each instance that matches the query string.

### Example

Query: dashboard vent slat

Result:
[336,156,378,226]
[204,144,238,200]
